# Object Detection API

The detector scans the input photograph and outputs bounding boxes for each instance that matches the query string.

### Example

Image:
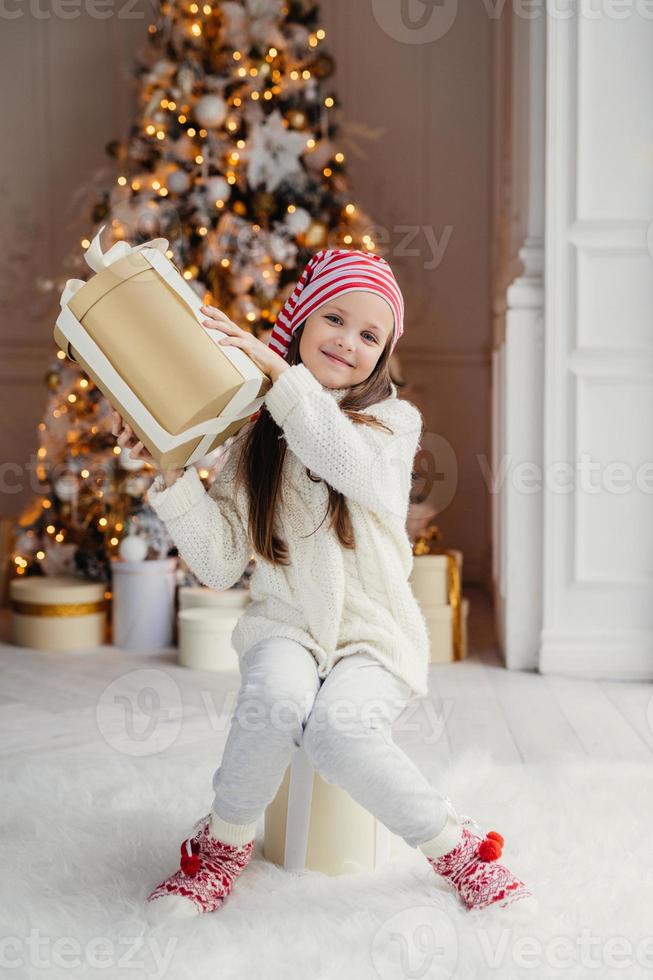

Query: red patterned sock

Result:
[147,812,256,920]
[420,800,535,912]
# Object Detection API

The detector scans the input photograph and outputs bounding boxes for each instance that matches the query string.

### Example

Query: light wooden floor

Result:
[1,587,651,768]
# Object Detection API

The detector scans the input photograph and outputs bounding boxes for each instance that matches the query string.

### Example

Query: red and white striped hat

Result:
[268,248,405,361]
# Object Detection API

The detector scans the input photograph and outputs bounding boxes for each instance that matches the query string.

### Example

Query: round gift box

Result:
[9,575,108,651]
[178,585,250,612]
[177,607,241,671]
[110,557,177,650]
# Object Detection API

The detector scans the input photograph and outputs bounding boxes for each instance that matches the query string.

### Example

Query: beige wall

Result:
[0,1,493,585]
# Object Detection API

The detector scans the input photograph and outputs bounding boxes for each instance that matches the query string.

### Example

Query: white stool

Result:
[263,745,408,877]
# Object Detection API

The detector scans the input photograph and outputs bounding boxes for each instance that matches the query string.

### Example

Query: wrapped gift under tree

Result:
[110,555,178,650]
[177,585,251,671]
[9,575,109,651]
[409,518,469,664]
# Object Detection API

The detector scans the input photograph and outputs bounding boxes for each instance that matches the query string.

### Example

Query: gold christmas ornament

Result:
[287,109,307,130]
[303,220,328,249]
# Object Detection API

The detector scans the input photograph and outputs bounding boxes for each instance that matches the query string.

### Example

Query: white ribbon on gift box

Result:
[55,225,267,466]
[283,745,393,874]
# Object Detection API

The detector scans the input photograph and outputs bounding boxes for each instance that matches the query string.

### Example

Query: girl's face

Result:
[298,290,395,389]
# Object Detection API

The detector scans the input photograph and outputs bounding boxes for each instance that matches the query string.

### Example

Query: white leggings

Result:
[211,636,450,849]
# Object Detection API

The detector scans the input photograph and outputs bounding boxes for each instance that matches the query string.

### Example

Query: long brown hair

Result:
[231,320,396,565]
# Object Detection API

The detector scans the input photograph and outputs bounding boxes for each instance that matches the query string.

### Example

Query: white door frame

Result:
[493,8,653,680]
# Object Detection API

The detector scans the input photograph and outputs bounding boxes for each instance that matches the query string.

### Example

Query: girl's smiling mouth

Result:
[322,350,352,367]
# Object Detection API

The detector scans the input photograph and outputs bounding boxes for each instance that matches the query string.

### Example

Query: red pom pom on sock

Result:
[486,830,504,848]
[180,840,201,876]
[478,835,503,862]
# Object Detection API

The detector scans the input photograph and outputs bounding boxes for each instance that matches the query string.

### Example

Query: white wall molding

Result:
[491,6,546,671]
[568,351,653,376]
[567,219,651,252]
[540,629,653,681]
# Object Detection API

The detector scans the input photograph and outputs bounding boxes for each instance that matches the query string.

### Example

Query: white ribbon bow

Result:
[59,224,170,312]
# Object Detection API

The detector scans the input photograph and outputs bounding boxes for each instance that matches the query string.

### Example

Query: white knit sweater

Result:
[146,362,431,698]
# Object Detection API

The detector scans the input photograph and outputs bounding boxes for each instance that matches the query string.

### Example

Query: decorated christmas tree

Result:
[11,0,387,587]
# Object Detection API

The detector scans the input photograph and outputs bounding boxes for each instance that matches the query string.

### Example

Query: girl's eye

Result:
[325,315,377,344]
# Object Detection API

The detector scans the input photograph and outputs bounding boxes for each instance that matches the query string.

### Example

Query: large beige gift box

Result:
[264,746,407,876]
[54,226,271,470]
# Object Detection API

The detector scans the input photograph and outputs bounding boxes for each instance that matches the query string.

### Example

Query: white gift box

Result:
[264,746,408,876]
[54,226,270,470]
[178,584,250,611]
[424,598,470,663]
[177,587,250,671]
[110,557,177,649]
[409,552,469,662]
[9,575,108,651]
[177,608,239,672]
[409,551,463,608]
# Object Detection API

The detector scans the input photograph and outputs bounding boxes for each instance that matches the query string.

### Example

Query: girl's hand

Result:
[111,408,156,466]
[111,408,184,486]
[199,305,289,383]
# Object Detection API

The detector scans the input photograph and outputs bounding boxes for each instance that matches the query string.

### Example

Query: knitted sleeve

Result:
[145,440,252,591]
[264,362,422,521]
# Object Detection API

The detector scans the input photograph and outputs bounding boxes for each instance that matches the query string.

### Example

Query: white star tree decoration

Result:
[247,109,308,193]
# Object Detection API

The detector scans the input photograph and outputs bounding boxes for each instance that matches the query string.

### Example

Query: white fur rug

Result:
[3,735,653,980]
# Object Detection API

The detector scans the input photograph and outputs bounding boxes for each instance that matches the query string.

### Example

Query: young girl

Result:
[114,248,534,921]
